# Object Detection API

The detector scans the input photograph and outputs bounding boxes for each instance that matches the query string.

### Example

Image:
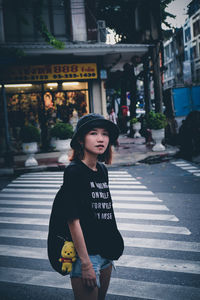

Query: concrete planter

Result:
[22,142,38,166]
[151,128,165,151]
[133,122,141,138]
[55,139,71,164]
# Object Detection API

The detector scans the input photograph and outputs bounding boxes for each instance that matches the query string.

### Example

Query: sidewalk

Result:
[0,135,179,175]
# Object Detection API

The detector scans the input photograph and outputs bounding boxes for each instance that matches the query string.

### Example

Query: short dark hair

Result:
[69,133,113,164]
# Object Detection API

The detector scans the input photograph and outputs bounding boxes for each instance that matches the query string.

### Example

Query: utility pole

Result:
[151,41,163,113]
[1,84,13,167]
[143,53,151,113]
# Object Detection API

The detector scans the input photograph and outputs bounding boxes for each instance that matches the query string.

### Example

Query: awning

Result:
[0,42,150,71]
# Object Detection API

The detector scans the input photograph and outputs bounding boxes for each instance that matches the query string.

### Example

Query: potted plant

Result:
[50,122,73,164]
[146,111,167,151]
[130,117,141,138]
[20,124,40,166]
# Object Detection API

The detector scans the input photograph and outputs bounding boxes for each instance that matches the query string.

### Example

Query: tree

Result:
[96,0,175,43]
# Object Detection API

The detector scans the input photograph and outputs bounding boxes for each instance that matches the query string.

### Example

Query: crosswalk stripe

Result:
[116,213,178,221]
[123,237,200,252]
[0,245,199,274]
[172,163,190,166]
[0,217,48,225]
[0,193,54,199]
[108,171,129,174]
[0,192,163,204]
[187,169,200,173]
[7,183,62,188]
[0,207,51,214]
[171,161,200,177]
[2,188,154,195]
[12,180,140,185]
[112,196,163,202]
[0,204,169,214]
[16,177,138,182]
[7,183,146,189]
[118,254,200,274]
[110,184,147,189]
[113,203,169,210]
[19,171,129,176]
[0,217,189,234]
[179,166,198,170]
[109,178,137,181]
[3,230,199,252]
[0,212,178,225]
[2,188,58,193]
[0,200,53,206]
[111,190,154,195]
[108,174,132,177]
[1,267,200,299]
[118,223,191,235]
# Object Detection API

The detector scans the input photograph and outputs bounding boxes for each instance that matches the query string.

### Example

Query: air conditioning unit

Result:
[97,20,106,43]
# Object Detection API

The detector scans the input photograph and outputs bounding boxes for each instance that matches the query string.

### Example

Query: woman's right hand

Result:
[81,262,97,288]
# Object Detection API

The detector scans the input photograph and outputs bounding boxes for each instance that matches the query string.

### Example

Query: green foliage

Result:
[146,111,167,130]
[97,0,175,43]
[35,16,65,50]
[50,122,73,140]
[130,117,139,124]
[5,0,65,50]
[160,0,176,29]
[20,125,40,143]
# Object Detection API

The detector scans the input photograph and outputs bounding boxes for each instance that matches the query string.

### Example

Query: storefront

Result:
[0,63,101,152]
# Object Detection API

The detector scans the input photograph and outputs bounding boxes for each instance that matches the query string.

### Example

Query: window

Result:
[184,27,191,42]
[190,45,197,59]
[3,0,70,43]
[193,19,200,37]
[184,50,188,61]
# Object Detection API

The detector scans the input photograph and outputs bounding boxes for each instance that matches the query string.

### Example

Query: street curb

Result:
[11,153,177,175]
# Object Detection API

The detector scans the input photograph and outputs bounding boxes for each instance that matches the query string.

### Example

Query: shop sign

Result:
[0,63,97,83]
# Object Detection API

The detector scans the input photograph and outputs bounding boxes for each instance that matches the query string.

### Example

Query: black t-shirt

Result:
[49,159,124,260]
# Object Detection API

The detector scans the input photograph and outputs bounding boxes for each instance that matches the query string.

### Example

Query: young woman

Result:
[52,113,124,300]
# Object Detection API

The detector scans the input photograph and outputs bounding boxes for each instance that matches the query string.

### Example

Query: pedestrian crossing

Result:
[171,160,200,177]
[0,170,200,299]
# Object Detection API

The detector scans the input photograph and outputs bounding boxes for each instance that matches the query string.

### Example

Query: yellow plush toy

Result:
[59,241,77,273]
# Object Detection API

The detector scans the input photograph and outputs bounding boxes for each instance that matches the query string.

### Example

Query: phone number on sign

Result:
[7,73,97,82]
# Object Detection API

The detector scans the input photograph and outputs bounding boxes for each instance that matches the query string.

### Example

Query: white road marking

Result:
[111,190,154,195]
[179,166,198,170]
[0,246,199,274]
[110,184,147,189]
[118,223,191,235]
[0,193,54,199]
[113,203,169,210]
[123,237,200,252]
[0,204,169,214]
[1,267,200,299]
[117,254,200,274]
[112,196,162,202]
[116,213,178,221]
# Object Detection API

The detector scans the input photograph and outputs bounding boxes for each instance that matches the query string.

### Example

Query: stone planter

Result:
[22,142,38,167]
[151,128,165,151]
[133,122,141,138]
[55,139,71,164]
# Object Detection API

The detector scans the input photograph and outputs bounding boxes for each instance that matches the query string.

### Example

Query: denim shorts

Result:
[70,254,113,288]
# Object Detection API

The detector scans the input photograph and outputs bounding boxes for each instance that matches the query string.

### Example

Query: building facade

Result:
[0,0,163,157]
[183,0,200,84]
[163,28,184,90]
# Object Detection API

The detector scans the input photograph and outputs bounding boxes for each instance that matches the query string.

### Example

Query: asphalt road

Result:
[0,159,200,299]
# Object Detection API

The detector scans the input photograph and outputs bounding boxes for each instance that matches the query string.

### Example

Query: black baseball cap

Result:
[70,113,119,149]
